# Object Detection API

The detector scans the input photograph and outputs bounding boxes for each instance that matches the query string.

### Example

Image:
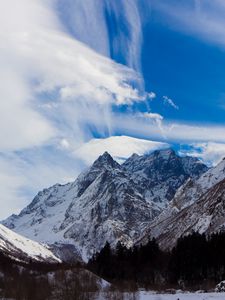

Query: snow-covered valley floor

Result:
[139,292,225,300]
[97,291,225,299]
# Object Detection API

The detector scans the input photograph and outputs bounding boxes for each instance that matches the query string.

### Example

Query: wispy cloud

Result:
[163,96,179,110]
[110,113,225,144]
[147,92,157,100]
[142,112,165,137]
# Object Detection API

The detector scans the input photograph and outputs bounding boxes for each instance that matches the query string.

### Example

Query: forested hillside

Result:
[88,232,225,291]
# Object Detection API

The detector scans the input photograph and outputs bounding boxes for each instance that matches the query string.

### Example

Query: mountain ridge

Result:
[137,157,225,250]
[2,149,208,261]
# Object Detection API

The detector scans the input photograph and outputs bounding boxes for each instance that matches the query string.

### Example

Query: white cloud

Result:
[110,113,225,144]
[143,112,163,121]
[163,96,179,110]
[74,135,168,165]
[143,112,165,137]
[59,139,71,150]
[0,69,55,151]
[147,92,156,100]
[179,142,225,166]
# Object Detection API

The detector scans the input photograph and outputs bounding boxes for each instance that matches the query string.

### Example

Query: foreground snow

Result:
[139,291,225,299]
[96,291,225,299]
[0,224,61,263]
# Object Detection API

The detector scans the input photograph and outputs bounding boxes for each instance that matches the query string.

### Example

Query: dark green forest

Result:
[88,232,225,290]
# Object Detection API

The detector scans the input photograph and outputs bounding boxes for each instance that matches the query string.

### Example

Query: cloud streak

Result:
[109,113,225,144]
[163,96,179,110]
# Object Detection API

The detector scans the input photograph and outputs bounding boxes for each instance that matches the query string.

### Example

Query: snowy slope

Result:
[123,149,208,208]
[150,157,225,231]
[138,158,225,250]
[2,150,207,261]
[150,180,225,250]
[138,292,225,300]
[0,224,61,263]
[172,157,225,210]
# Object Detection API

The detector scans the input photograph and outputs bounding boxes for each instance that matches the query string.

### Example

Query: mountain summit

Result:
[122,148,208,206]
[2,149,208,261]
[92,151,120,169]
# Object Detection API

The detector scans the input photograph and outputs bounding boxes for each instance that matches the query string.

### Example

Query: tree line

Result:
[88,232,225,290]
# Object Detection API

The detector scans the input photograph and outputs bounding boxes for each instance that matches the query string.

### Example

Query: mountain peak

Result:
[102,151,112,158]
[92,151,120,169]
[152,148,175,158]
[122,153,139,165]
[130,153,139,159]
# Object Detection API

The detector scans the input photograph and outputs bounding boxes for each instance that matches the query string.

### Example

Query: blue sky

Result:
[142,18,225,124]
[103,0,225,125]
[0,0,225,218]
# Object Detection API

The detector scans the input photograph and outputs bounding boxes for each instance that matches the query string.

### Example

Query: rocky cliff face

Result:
[123,149,208,208]
[2,150,208,261]
[137,158,225,250]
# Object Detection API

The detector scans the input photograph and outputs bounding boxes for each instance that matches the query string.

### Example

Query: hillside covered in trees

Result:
[88,232,225,291]
[0,253,105,300]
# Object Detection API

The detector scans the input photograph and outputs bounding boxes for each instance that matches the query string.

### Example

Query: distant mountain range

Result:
[2,148,213,262]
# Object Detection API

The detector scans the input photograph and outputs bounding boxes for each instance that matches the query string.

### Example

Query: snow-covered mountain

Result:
[169,156,225,211]
[138,158,225,250]
[0,224,61,263]
[122,149,208,208]
[2,150,207,261]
